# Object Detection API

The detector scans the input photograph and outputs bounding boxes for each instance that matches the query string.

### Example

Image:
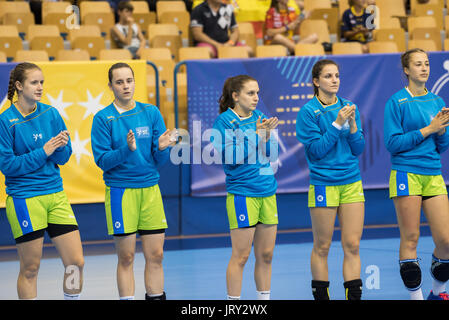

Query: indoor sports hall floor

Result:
[0,226,439,300]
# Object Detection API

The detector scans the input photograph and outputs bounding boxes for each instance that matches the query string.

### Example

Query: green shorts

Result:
[5,191,77,240]
[308,180,365,207]
[389,170,448,198]
[105,184,167,235]
[226,193,278,230]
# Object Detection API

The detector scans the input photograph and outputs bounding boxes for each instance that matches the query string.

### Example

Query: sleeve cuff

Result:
[332,122,342,130]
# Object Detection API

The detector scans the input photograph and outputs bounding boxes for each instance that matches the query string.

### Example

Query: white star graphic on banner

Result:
[78,90,105,120]
[46,91,72,120]
[71,131,91,164]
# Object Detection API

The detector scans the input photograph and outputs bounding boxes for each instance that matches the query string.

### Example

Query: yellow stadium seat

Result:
[236,22,257,54]
[0,1,30,24]
[376,0,406,19]
[332,42,363,55]
[178,47,211,61]
[69,26,105,60]
[294,43,325,56]
[408,39,438,52]
[445,39,449,51]
[83,12,115,39]
[159,11,190,44]
[130,1,150,13]
[27,25,64,59]
[42,1,72,20]
[99,49,133,60]
[217,46,249,59]
[0,26,23,61]
[410,27,442,51]
[15,50,49,62]
[255,45,288,58]
[299,20,330,44]
[156,1,187,21]
[3,12,34,37]
[56,49,90,61]
[373,28,406,52]
[148,23,179,43]
[133,11,156,39]
[148,24,182,61]
[378,17,401,29]
[410,0,444,13]
[445,16,449,34]
[42,12,72,36]
[310,8,339,36]
[407,16,437,34]
[413,4,444,30]
[368,41,399,53]
[304,0,331,11]
[80,1,112,20]
[0,50,6,63]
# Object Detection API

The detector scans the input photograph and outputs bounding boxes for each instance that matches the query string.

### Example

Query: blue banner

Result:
[186,52,449,196]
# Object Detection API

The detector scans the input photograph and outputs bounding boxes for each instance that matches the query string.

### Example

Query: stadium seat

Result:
[42,12,72,36]
[255,45,288,58]
[42,1,72,20]
[0,51,6,63]
[378,17,401,29]
[310,8,340,36]
[445,39,449,51]
[148,24,182,61]
[373,28,406,52]
[410,0,444,13]
[178,47,211,61]
[69,26,105,60]
[445,16,449,34]
[83,12,115,39]
[217,46,249,59]
[0,1,31,24]
[80,1,112,21]
[236,22,257,54]
[15,50,49,62]
[408,39,438,52]
[294,43,325,56]
[410,27,442,51]
[159,11,190,44]
[3,12,35,38]
[27,25,64,60]
[99,49,133,60]
[368,41,399,54]
[413,4,444,31]
[332,42,363,55]
[56,49,91,61]
[156,1,187,21]
[0,26,23,61]
[299,20,330,44]
[134,11,156,39]
[407,16,437,34]
[304,0,332,11]
[376,0,406,19]
[130,1,150,13]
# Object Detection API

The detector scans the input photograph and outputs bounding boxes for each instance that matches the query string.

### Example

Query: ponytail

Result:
[218,75,257,114]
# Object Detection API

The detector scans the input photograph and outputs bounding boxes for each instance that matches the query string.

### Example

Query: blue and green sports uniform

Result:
[296,96,365,207]
[211,108,278,229]
[0,102,76,239]
[91,101,170,235]
[384,88,449,198]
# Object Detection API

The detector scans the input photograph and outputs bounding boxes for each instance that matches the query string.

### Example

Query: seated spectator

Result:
[264,0,318,55]
[190,0,254,58]
[341,0,374,53]
[110,1,146,59]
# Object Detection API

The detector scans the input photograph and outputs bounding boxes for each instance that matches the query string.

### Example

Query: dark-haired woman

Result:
[296,59,365,300]
[91,62,177,300]
[384,48,449,300]
[211,75,279,300]
[0,62,84,300]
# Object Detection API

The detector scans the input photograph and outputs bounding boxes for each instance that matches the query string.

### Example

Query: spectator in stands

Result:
[341,0,374,54]
[190,0,254,58]
[264,0,319,55]
[110,1,146,59]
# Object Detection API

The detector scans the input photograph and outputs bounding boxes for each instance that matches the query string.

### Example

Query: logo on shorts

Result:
[114,221,121,229]
[317,195,324,202]
[239,214,246,222]
[22,220,28,228]
[398,183,406,191]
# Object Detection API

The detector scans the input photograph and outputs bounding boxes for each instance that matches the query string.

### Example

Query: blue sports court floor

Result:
[0,225,441,300]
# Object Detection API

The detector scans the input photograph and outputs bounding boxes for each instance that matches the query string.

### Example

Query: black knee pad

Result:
[344,279,363,300]
[399,260,422,290]
[431,255,449,283]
